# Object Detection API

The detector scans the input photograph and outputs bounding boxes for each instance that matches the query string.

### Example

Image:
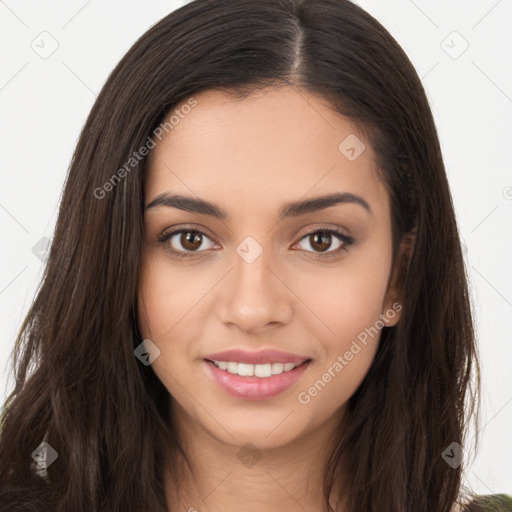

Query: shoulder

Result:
[461,494,512,512]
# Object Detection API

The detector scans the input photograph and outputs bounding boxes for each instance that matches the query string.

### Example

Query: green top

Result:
[465,494,512,511]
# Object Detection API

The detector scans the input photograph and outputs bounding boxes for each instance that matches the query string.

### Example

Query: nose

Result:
[216,240,293,333]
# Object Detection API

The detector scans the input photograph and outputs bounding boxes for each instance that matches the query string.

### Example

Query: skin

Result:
[138,86,411,512]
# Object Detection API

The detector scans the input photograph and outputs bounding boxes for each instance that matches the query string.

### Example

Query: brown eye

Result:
[309,232,334,252]
[180,231,203,251]
[296,228,354,256]
[159,229,217,256]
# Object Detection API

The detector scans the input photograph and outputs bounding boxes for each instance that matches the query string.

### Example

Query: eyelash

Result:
[157,225,355,260]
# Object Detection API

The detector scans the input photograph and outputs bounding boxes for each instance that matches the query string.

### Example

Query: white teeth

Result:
[254,363,272,377]
[271,363,284,375]
[237,363,254,377]
[211,360,303,378]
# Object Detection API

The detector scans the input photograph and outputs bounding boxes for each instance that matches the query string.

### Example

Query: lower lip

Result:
[204,360,311,401]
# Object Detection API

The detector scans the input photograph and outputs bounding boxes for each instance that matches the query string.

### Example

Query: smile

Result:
[204,359,311,400]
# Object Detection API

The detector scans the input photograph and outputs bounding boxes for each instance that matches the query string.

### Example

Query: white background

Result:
[1,0,511,498]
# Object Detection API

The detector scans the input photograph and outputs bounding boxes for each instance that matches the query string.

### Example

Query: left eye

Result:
[295,229,353,254]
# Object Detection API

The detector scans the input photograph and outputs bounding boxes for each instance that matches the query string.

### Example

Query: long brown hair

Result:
[0,0,480,510]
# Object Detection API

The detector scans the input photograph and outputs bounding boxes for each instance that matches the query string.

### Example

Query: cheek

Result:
[136,261,208,401]
[137,255,203,338]
[294,252,391,341]
[137,256,217,374]
[292,254,391,404]
[296,285,385,412]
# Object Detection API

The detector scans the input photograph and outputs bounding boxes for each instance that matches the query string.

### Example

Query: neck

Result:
[163,401,347,512]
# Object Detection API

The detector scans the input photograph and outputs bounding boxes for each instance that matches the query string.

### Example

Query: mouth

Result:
[205,358,311,377]
[203,358,312,400]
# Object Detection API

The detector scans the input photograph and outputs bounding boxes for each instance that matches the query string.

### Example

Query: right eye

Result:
[158,228,218,257]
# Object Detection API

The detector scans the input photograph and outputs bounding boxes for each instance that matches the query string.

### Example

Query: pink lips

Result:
[203,349,311,400]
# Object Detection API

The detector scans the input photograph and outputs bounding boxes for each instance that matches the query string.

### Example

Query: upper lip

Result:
[204,349,311,365]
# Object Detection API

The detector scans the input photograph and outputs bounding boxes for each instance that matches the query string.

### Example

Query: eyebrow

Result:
[145,191,372,220]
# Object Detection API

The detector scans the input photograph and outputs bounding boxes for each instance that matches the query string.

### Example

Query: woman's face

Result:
[138,86,403,450]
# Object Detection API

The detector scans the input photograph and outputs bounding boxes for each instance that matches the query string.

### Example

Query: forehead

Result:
[145,86,388,218]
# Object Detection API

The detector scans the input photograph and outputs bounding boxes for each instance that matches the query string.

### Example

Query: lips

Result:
[204,358,311,400]
[203,349,310,365]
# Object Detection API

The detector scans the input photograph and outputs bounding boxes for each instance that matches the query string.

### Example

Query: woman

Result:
[0,0,509,510]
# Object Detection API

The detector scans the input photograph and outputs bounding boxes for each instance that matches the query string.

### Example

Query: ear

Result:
[381,226,416,327]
